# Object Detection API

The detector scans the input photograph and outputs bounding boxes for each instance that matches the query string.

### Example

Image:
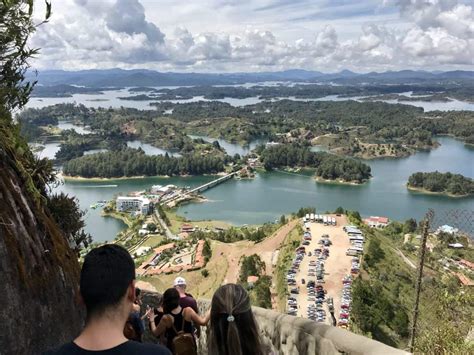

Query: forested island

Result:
[258,144,371,183]
[62,148,226,178]
[407,171,474,197]
[18,97,474,164]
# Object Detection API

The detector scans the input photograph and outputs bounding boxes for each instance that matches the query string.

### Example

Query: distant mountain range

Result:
[28,68,474,88]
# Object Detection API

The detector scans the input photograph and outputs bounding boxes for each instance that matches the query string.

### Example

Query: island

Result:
[259,143,371,184]
[62,148,226,178]
[407,171,474,197]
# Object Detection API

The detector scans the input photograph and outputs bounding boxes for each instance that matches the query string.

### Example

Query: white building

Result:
[116,196,151,215]
[437,225,458,235]
[265,141,280,148]
[151,184,176,194]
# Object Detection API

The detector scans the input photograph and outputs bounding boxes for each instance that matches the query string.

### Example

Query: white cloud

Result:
[29,0,474,72]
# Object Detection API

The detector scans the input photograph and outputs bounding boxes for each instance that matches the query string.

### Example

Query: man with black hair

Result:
[45,245,170,354]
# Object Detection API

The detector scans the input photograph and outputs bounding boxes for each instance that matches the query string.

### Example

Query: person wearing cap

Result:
[173,277,198,313]
[173,277,200,338]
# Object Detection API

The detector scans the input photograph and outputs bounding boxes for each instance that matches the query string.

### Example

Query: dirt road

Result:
[218,219,299,284]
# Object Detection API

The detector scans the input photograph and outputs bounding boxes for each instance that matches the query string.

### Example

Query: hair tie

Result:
[227,314,235,322]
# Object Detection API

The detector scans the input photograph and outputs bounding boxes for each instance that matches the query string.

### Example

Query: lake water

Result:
[57,122,91,134]
[54,136,474,242]
[25,87,474,112]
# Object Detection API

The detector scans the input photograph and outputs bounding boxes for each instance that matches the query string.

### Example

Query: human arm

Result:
[146,309,173,337]
[183,307,210,326]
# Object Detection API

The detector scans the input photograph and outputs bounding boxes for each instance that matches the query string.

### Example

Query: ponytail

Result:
[226,318,243,355]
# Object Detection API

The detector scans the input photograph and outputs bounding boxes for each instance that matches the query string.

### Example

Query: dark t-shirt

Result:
[179,294,198,313]
[44,340,171,355]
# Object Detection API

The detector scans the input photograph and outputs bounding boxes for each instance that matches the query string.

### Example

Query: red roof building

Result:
[247,275,259,284]
[456,273,474,287]
[459,259,474,270]
[363,216,390,228]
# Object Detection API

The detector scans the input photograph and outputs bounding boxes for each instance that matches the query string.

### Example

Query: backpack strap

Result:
[181,308,186,332]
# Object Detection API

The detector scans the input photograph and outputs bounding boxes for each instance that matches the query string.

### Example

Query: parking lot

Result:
[286,214,353,325]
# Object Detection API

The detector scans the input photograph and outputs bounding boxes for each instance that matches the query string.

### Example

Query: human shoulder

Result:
[42,341,171,355]
[42,342,78,355]
[123,341,172,354]
[180,294,198,309]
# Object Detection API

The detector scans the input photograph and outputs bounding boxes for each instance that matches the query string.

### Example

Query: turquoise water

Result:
[55,137,473,242]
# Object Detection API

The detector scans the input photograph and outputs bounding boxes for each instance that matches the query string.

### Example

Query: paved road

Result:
[154,211,179,240]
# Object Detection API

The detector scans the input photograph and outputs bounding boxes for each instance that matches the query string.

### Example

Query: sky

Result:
[30,0,474,73]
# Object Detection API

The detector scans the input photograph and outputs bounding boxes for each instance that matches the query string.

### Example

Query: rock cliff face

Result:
[0,142,83,354]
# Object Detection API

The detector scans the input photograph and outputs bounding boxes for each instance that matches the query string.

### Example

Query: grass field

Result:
[141,234,165,248]
[167,209,231,235]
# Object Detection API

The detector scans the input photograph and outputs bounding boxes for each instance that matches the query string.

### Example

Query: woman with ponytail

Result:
[208,284,265,355]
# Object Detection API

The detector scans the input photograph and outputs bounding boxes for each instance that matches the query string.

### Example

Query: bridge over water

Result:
[188,172,236,194]
[163,172,237,206]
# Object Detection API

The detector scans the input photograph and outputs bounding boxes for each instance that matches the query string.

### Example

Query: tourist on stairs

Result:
[207,283,266,355]
[173,276,200,337]
[147,288,209,355]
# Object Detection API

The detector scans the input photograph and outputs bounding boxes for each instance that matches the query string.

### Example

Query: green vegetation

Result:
[239,254,266,283]
[202,239,212,262]
[19,95,474,164]
[239,254,272,309]
[156,204,171,226]
[62,147,225,178]
[0,1,89,256]
[250,276,272,309]
[275,225,302,312]
[295,206,316,218]
[260,143,371,183]
[407,171,474,196]
[190,223,277,243]
[47,193,92,251]
[350,220,473,353]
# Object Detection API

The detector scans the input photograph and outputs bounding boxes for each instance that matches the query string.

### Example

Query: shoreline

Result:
[314,176,368,186]
[60,172,226,182]
[406,185,472,198]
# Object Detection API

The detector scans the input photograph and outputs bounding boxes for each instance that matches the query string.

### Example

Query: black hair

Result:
[135,287,141,298]
[162,288,180,314]
[80,244,135,317]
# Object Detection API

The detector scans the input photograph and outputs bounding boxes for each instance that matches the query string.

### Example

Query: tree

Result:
[146,223,157,232]
[202,239,212,261]
[251,275,272,309]
[347,210,361,222]
[403,218,417,234]
[201,269,209,278]
[296,207,315,218]
[239,254,265,283]
[47,192,92,251]
[392,310,409,337]
[365,238,385,268]
[335,206,345,214]
[279,214,287,225]
[1,0,51,111]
